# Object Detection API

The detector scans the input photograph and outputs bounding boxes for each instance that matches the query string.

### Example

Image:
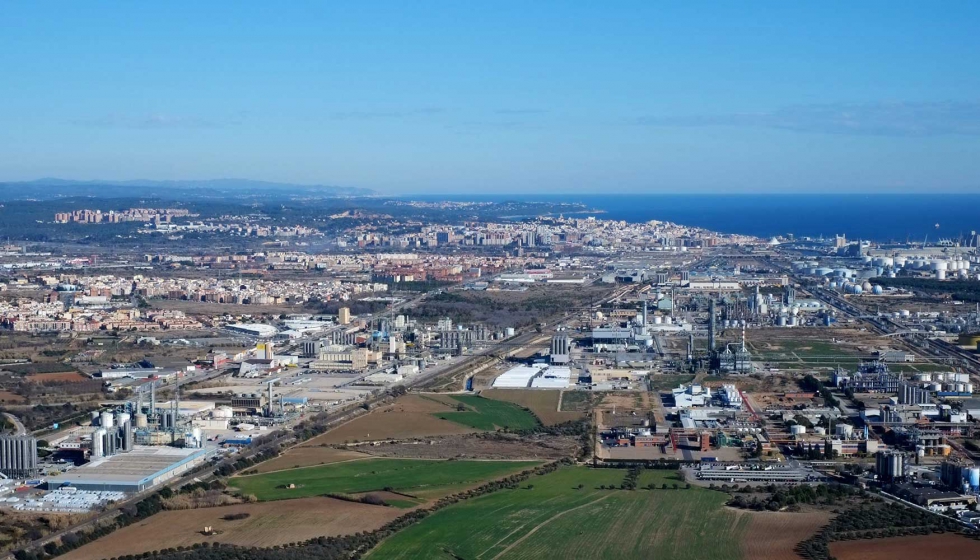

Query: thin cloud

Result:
[70,113,242,129]
[330,107,447,120]
[494,109,549,115]
[634,101,980,136]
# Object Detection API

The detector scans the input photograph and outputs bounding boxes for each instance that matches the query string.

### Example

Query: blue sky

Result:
[2,2,979,194]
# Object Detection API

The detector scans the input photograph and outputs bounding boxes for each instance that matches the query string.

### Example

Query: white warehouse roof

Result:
[492,364,572,389]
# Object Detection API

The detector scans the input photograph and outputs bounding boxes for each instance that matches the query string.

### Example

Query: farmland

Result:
[367,466,749,559]
[740,510,831,560]
[301,394,478,445]
[60,497,403,560]
[479,389,584,425]
[251,447,370,474]
[829,533,980,559]
[433,395,541,431]
[230,458,542,502]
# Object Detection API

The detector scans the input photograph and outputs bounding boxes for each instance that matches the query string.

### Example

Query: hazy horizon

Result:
[3,2,980,193]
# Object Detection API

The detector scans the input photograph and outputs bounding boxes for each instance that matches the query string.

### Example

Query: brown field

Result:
[60,497,402,560]
[26,372,89,383]
[829,533,980,560]
[251,447,370,473]
[301,394,477,445]
[739,510,831,560]
[0,391,26,403]
[479,389,584,425]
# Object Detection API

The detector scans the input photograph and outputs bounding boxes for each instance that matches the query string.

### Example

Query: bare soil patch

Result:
[60,497,402,560]
[252,447,370,473]
[0,391,26,403]
[301,394,477,445]
[26,372,89,383]
[739,510,831,560]
[829,533,980,560]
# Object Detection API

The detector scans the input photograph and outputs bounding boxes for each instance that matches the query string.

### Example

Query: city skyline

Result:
[2,2,980,193]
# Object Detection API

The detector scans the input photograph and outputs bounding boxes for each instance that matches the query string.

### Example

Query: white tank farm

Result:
[213,406,234,419]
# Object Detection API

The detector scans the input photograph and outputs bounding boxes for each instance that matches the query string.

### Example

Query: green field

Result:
[367,467,748,560]
[649,374,695,391]
[433,395,541,430]
[230,458,541,501]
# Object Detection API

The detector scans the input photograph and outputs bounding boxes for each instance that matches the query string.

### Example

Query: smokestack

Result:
[642,299,648,327]
[709,299,717,353]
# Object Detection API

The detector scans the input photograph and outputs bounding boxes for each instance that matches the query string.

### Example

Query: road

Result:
[2,412,26,436]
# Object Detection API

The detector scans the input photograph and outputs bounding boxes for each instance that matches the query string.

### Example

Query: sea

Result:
[405,193,980,243]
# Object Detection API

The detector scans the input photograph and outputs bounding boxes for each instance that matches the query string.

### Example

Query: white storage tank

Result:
[966,383,974,394]
[100,411,114,429]
[814,426,827,435]
[954,373,970,383]
[790,425,806,435]
[92,428,106,458]
[915,373,932,383]
[213,406,233,419]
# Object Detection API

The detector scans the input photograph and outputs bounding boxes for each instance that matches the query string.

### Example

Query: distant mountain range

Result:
[0,178,374,200]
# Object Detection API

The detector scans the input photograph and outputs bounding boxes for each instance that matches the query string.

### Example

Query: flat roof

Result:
[46,446,208,486]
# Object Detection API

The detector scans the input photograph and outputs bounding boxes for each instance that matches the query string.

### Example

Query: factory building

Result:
[45,446,210,493]
[0,435,39,478]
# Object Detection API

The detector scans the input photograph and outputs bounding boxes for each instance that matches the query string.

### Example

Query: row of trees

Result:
[795,501,969,560]
[726,483,858,511]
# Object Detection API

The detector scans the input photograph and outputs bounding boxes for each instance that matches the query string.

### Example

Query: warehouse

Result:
[491,364,572,389]
[45,446,211,493]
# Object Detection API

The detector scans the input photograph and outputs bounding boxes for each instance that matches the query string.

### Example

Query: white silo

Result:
[937,270,947,280]
[835,424,854,438]
[100,411,114,429]
[814,426,827,435]
[116,412,130,426]
[966,383,974,394]
[92,428,106,458]
[135,413,148,428]
[790,425,806,435]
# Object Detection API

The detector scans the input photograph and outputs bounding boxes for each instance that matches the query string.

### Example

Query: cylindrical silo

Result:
[100,411,114,429]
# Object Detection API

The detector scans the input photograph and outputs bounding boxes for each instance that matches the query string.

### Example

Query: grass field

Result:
[231,458,541,502]
[367,466,748,560]
[251,447,370,474]
[433,395,541,431]
[479,389,585,425]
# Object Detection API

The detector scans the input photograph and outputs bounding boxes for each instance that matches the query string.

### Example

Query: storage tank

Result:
[654,316,662,325]
[929,382,943,391]
[835,424,854,438]
[505,327,515,337]
[955,373,970,383]
[969,468,980,490]
[91,428,106,458]
[100,411,114,429]
[966,383,974,394]
[90,411,101,423]
[790,425,806,435]
[915,373,932,383]
[213,406,233,419]
[135,413,148,429]
[956,383,965,393]
[937,270,947,280]
[814,427,827,435]
[116,412,130,426]
[872,285,883,295]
